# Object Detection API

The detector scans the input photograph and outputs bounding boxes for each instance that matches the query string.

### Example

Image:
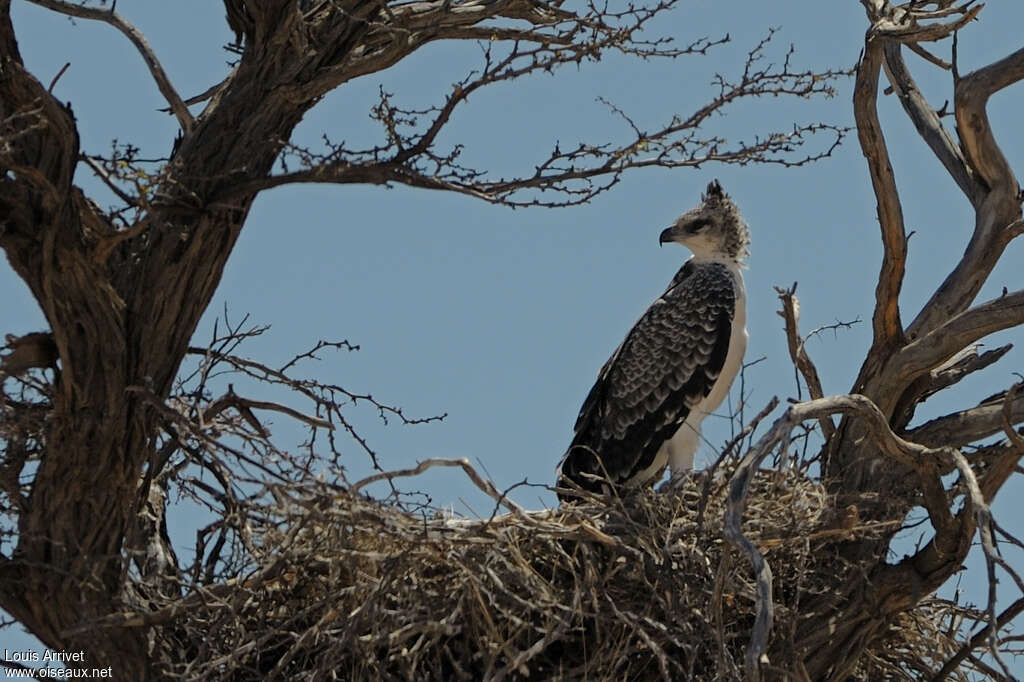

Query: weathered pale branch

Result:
[954,45,1024,192]
[24,0,194,133]
[917,343,1012,403]
[853,35,906,353]
[906,45,1024,339]
[350,457,529,519]
[896,289,1024,382]
[727,392,988,677]
[947,446,1020,679]
[774,285,834,440]
[863,0,982,43]
[905,381,1024,448]
[882,42,980,204]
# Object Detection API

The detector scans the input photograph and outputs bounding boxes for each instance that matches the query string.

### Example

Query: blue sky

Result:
[3,0,1024,673]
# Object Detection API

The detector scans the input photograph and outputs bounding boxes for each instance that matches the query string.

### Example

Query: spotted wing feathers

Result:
[559,261,736,496]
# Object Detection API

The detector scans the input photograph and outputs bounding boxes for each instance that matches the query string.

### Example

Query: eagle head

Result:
[659,180,749,262]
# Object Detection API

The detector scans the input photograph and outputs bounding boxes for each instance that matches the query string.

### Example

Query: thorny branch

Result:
[18,311,448,597]
[225,28,850,207]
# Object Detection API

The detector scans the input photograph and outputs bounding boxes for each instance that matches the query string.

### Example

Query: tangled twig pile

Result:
[139,468,978,681]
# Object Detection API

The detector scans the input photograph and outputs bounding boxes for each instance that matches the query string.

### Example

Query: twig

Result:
[930,598,1024,681]
[203,385,333,432]
[351,458,528,519]
[946,447,1018,679]
[47,61,70,93]
[695,397,779,535]
[80,154,138,207]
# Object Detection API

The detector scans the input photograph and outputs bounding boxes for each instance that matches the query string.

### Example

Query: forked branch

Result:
[727,392,996,679]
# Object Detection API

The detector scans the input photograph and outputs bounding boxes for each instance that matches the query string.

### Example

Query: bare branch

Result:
[350,457,528,519]
[897,289,1024,382]
[223,31,849,208]
[954,46,1024,192]
[79,154,138,208]
[775,285,835,439]
[865,0,983,43]
[853,35,907,353]
[46,61,70,93]
[946,446,1021,679]
[906,380,1024,448]
[203,386,334,432]
[727,391,989,676]
[882,42,980,204]
[25,0,194,133]
[919,343,1012,402]
[932,597,1024,681]
[906,44,1024,339]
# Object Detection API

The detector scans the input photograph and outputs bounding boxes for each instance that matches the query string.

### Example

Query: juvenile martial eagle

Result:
[557,180,749,500]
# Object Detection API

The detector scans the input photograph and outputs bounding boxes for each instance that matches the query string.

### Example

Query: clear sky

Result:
[3,0,1024,673]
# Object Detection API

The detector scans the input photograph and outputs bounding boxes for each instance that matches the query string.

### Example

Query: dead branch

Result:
[906,45,1024,339]
[775,285,834,440]
[920,343,1012,402]
[24,0,194,132]
[955,46,1024,192]
[221,29,849,208]
[897,289,1024,381]
[853,33,907,353]
[203,384,333,433]
[351,457,528,520]
[882,42,980,204]
[906,381,1024,447]
[932,597,1024,681]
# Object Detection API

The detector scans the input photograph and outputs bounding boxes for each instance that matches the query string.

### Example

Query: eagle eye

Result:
[688,217,712,233]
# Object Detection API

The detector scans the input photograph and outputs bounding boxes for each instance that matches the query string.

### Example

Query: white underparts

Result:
[662,261,747,476]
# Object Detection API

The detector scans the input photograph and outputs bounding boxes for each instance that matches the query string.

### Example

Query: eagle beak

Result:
[659,225,678,246]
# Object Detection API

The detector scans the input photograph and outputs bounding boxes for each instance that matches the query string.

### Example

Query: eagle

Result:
[557,180,749,501]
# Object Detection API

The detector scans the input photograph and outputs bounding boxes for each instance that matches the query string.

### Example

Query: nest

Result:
[160,470,973,681]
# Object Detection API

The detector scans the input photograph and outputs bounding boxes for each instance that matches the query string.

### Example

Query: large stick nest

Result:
[158,470,973,680]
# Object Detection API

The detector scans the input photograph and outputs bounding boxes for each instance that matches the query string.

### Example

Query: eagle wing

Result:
[559,261,736,495]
